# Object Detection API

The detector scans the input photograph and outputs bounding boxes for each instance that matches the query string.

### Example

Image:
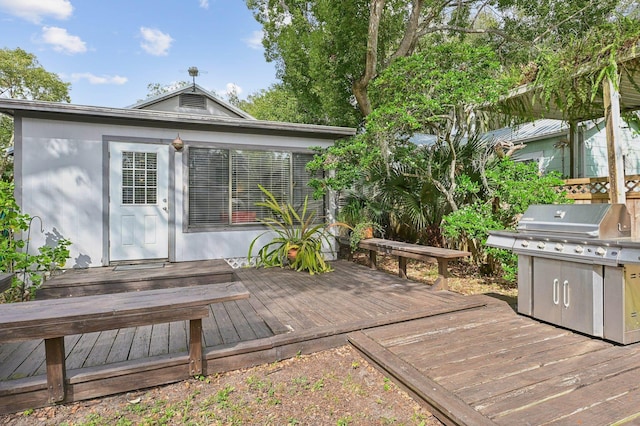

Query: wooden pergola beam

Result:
[603,73,626,204]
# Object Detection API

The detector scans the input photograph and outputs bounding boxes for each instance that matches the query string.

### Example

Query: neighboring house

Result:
[480,118,640,178]
[0,85,355,268]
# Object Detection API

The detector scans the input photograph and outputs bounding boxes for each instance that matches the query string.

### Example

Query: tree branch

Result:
[416,25,513,42]
[353,0,385,117]
[389,0,425,63]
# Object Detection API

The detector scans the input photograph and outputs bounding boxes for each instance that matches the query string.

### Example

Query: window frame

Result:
[184,143,324,232]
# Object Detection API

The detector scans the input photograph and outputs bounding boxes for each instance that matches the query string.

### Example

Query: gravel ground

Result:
[1,345,441,426]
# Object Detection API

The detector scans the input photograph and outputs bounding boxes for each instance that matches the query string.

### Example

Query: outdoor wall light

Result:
[172,134,184,151]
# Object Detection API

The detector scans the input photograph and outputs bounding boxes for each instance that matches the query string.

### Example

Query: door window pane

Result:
[122,151,158,205]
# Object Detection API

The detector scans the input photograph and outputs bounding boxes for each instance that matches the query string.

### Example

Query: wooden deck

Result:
[0,260,484,414]
[3,259,640,424]
[350,296,640,425]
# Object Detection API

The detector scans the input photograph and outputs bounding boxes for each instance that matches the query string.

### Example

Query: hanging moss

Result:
[531,16,640,121]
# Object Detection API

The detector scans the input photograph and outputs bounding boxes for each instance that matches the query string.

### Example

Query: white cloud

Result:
[139,27,173,56]
[70,73,128,85]
[226,83,242,95]
[42,26,86,54]
[199,0,209,9]
[214,83,243,99]
[244,30,263,50]
[0,0,73,24]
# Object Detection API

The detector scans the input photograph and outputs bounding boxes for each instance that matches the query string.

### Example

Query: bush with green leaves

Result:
[442,158,570,280]
[248,185,334,275]
[1,181,71,302]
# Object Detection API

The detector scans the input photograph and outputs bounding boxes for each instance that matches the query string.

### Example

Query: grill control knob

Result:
[596,247,606,256]
[521,241,529,248]
[575,245,584,254]
[537,242,546,249]
[555,243,564,251]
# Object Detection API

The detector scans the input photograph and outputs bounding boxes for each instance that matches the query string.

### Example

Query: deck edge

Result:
[348,330,498,426]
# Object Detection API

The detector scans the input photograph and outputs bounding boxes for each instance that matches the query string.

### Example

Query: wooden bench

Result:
[0,282,249,404]
[358,238,470,291]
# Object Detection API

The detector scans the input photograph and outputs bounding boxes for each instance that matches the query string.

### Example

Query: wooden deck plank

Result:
[458,343,626,405]
[65,332,100,370]
[211,303,240,345]
[440,337,610,392]
[128,325,152,360]
[234,299,274,339]
[223,301,259,341]
[424,325,575,369]
[105,327,135,364]
[273,272,361,325]
[237,269,307,331]
[256,270,334,328]
[202,309,223,348]
[4,341,44,380]
[0,340,41,379]
[406,324,574,374]
[558,385,640,425]
[366,306,522,349]
[149,323,169,357]
[274,270,358,324]
[479,347,640,420]
[168,321,188,353]
[83,329,118,368]
[493,363,640,424]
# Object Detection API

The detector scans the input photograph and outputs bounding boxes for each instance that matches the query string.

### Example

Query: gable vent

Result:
[179,93,206,109]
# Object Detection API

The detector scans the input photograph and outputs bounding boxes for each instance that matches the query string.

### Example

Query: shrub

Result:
[0,181,71,301]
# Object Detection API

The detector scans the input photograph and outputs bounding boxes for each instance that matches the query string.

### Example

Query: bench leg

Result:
[189,319,203,376]
[431,259,449,291]
[44,337,66,403]
[369,250,377,270]
[398,257,408,279]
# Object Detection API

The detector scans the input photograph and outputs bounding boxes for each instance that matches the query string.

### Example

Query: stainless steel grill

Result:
[487,203,640,344]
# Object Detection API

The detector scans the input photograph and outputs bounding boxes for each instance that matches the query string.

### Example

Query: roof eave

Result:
[0,99,355,139]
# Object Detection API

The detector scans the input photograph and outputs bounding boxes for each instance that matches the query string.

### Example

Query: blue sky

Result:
[0,0,278,107]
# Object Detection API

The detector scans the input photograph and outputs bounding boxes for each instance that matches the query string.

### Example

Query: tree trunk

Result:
[353,0,385,117]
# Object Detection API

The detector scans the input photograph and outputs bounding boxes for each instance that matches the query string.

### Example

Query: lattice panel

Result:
[560,175,640,200]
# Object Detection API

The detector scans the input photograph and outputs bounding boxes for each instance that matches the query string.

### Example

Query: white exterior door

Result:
[109,142,169,262]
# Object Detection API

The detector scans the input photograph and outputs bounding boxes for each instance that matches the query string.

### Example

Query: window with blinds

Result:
[187,147,322,228]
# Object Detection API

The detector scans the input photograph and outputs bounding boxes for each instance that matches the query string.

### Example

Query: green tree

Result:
[246,0,624,126]
[233,84,307,123]
[144,81,190,98]
[0,48,71,181]
[0,48,70,101]
[442,158,570,279]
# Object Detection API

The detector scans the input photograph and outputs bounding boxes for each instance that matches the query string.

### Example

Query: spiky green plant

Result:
[248,185,333,275]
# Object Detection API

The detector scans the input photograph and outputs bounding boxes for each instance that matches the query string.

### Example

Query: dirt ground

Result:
[1,255,515,426]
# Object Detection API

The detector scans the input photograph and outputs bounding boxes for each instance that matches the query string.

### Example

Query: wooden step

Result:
[36,260,235,299]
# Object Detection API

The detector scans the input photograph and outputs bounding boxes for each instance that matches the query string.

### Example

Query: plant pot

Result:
[287,248,298,261]
[361,227,374,239]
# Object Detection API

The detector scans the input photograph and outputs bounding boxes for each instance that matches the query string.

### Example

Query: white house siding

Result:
[16,117,334,268]
[511,137,569,176]
[583,123,640,177]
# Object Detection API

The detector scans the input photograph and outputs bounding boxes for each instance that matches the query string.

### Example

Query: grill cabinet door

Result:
[561,263,603,336]
[532,258,562,325]
[532,257,604,337]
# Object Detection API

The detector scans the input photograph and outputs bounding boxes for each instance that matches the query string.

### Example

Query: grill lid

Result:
[516,204,631,239]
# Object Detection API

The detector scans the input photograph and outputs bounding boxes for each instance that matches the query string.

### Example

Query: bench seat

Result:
[358,238,470,290]
[0,282,249,403]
